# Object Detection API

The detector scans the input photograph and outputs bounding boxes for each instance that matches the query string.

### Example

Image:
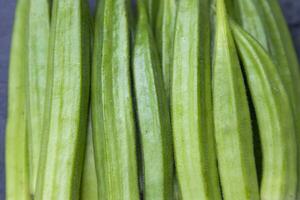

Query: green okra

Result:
[6,0,31,199]
[80,121,98,200]
[255,1,300,197]
[213,0,259,199]
[155,0,177,103]
[232,0,268,49]
[92,0,139,199]
[231,21,298,200]
[146,0,159,29]
[35,0,91,199]
[26,0,50,194]
[171,0,221,199]
[133,1,173,199]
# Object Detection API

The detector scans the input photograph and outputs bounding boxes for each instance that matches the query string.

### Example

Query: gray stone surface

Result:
[0,0,299,198]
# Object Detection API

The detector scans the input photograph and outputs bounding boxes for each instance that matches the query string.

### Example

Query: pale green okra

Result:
[171,0,221,199]
[35,0,91,199]
[92,0,139,199]
[6,0,31,199]
[213,0,259,199]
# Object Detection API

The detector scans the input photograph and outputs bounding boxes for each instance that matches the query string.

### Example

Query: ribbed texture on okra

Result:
[27,0,50,194]
[155,0,176,103]
[6,0,31,199]
[255,1,300,198]
[133,1,173,199]
[232,22,297,200]
[171,0,221,199]
[232,0,268,49]
[35,0,91,199]
[213,0,260,199]
[80,122,98,200]
[91,0,139,199]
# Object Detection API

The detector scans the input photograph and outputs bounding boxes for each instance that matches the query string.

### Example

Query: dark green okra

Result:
[35,0,91,199]
[155,0,177,103]
[26,0,50,194]
[146,0,159,29]
[6,0,31,199]
[231,22,297,200]
[133,1,173,199]
[92,0,139,199]
[213,0,259,199]
[171,0,221,199]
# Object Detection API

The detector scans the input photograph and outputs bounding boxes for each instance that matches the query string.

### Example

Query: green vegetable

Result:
[232,0,268,49]
[171,0,221,199]
[35,0,91,199]
[133,1,173,199]
[256,1,300,197]
[231,21,297,200]
[212,0,259,199]
[146,0,159,29]
[26,0,50,194]
[92,0,139,199]
[5,0,31,199]
[155,0,176,102]
[80,121,98,200]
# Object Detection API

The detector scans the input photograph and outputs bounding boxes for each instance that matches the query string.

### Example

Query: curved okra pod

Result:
[171,0,221,199]
[232,0,268,49]
[92,0,139,199]
[35,0,91,199]
[212,0,260,199]
[6,0,31,199]
[231,22,297,200]
[255,1,300,197]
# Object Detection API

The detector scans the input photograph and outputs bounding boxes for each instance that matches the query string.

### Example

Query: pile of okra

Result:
[6,0,300,199]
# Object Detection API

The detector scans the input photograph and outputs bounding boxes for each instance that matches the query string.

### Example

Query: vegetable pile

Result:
[5,0,300,199]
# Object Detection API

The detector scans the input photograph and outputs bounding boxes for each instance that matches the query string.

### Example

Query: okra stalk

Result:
[213,0,260,199]
[6,0,31,199]
[231,22,298,200]
[35,0,91,199]
[27,0,50,194]
[171,0,221,199]
[92,0,139,199]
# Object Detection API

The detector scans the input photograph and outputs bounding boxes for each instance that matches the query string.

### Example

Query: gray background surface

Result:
[0,0,300,199]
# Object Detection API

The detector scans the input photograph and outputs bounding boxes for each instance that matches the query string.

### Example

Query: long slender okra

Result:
[146,0,158,29]
[212,0,259,199]
[256,1,300,197]
[35,0,90,199]
[6,0,31,199]
[92,0,139,199]
[27,0,50,194]
[231,22,298,200]
[133,1,173,199]
[171,0,221,199]
[155,0,176,103]
[80,121,98,200]
[232,0,268,49]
